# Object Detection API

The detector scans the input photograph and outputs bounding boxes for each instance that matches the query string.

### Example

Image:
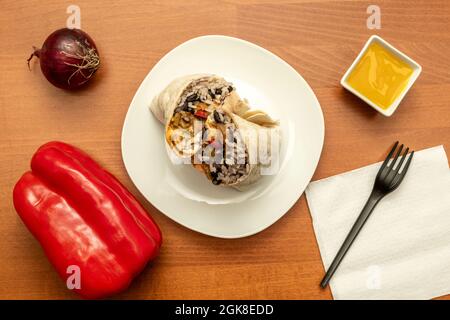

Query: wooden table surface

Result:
[1,0,449,300]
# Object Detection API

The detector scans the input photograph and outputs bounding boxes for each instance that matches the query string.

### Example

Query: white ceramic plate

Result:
[121,35,324,238]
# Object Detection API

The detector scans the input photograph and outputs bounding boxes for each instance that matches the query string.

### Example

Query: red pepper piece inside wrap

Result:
[13,141,162,299]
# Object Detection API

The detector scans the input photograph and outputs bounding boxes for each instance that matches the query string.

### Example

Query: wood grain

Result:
[0,0,449,300]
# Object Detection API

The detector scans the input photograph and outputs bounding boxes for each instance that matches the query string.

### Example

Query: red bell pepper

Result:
[13,141,162,299]
[194,109,209,119]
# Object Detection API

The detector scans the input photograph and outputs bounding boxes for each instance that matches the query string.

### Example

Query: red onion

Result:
[28,28,100,90]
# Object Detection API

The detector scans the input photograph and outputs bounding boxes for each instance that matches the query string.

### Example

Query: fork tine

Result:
[392,151,414,187]
[400,151,414,176]
[393,147,409,175]
[391,144,404,169]
[385,144,403,184]
[376,141,398,179]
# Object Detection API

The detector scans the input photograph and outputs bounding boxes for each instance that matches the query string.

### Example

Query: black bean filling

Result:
[173,80,234,117]
[205,110,249,186]
[171,79,248,185]
[213,110,224,123]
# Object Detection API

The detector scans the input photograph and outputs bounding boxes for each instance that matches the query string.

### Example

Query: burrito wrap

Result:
[150,74,279,188]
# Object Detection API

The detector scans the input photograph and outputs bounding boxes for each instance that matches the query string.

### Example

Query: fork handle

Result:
[320,190,384,288]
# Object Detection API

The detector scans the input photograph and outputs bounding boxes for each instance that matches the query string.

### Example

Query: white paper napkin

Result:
[305,146,450,300]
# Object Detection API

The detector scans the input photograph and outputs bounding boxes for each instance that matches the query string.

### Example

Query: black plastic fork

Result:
[320,141,414,288]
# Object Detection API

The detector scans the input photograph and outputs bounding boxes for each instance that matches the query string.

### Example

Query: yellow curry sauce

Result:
[347,41,414,110]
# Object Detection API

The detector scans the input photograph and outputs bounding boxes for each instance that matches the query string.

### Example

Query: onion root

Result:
[62,40,100,85]
[27,46,40,70]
